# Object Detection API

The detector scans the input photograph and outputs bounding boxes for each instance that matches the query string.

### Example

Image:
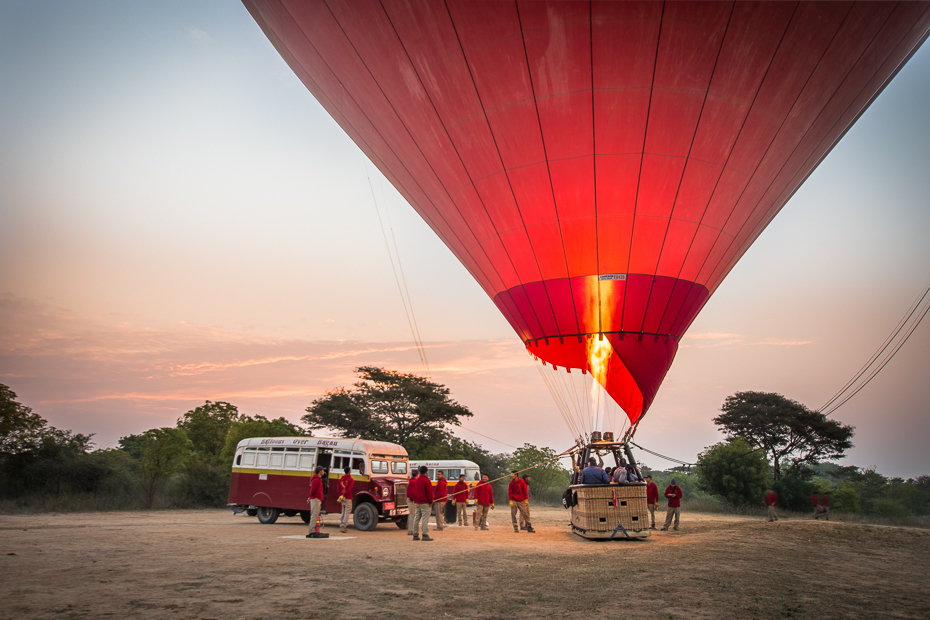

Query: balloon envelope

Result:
[244,0,930,424]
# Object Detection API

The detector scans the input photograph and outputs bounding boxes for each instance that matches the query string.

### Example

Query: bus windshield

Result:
[391,461,407,475]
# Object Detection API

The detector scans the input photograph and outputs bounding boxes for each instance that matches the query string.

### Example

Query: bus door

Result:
[316,449,332,505]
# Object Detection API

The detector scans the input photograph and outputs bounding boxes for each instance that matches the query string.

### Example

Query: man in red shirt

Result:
[337,466,354,533]
[764,489,779,522]
[508,471,534,533]
[474,473,495,531]
[645,475,659,529]
[818,493,830,521]
[306,466,325,537]
[451,473,469,526]
[661,478,683,531]
[408,465,434,541]
[433,470,448,531]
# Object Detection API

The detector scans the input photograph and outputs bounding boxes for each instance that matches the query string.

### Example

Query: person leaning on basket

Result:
[661,478,683,531]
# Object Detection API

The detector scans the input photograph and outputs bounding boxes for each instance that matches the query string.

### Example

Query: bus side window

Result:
[446,468,460,479]
[428,468,435,481]
[236,455,241,465]
[298,448,316,470]
[353,457,365,474]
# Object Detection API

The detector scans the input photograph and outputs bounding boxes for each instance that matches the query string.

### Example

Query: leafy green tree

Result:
[696,438,770,507]
[772,467,818,511]
[508,444,570,499]
[714,391,854,480]
[177,401,240,460]
[0,383,49,453]
[219,415,308,465]
[302,366,473,448]
[120,428,192,508]
[831,487,862,514]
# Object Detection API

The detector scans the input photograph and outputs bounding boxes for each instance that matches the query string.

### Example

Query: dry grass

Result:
[2,506,929,619]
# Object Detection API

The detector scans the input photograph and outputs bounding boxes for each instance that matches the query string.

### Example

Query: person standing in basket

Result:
[661,478,683,531]
[474,474,495,530]
[337,466,354,533]
[508,471,535,533]
[645,475,659,529]
[433,470,448,531]
[409,465,434,541]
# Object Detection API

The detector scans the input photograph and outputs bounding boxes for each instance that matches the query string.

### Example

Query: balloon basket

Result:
[569,484,651,540]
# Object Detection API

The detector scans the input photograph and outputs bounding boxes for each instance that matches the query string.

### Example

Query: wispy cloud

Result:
[186,27,213,46]
[680,332,811,349]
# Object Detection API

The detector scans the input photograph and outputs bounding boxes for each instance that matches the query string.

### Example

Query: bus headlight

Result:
[382,487,390,498]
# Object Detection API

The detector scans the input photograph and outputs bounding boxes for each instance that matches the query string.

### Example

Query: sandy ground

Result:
[1,506,929,620]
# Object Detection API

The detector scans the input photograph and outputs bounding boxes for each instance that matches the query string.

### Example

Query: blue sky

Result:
[1,1,928,477]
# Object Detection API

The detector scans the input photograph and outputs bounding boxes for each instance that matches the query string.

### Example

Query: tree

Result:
[507,444,570,498]
[177,401,240,460]
[120,428,192,508]
[696,438,770,507]
[219,415,308,465]
[0,383,48,453]
[302,366,473,448]
[714,391,854,480]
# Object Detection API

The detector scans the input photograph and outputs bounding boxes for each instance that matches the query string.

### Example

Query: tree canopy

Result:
[713,391,854,480]
[696,438,770,507]
[302,366,473,448]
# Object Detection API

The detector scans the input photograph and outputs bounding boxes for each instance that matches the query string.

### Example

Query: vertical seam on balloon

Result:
[271,2,495,295]
[440,0,554,342]
[373,0,531,314]
[619,0,666,336]
[657,1,800,335]
[318,0,511,298]
[637,1,736,336]
[514,0,583,338]
[590,0,601,336]
[684,1,859,290]
[701,0,903,297]
[713,0,926,291]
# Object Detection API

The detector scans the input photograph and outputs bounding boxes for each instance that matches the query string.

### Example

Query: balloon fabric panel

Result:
[243,0,930,426]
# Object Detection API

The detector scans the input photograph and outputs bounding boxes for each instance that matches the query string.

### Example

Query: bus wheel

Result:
[282,510,297,517]
[395,516,408,529]
[246,508,257,517]
[256,507,279,524]
[299,511,311,523]
[353,503,378,531]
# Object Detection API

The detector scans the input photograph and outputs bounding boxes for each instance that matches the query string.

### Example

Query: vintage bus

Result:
[408,459,481,505]
[228,436,409,531]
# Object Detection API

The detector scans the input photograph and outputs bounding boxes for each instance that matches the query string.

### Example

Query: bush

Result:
[871,497,911,518]
[772,467,818,512]
[831,487,862,514]
[696,438,770,507]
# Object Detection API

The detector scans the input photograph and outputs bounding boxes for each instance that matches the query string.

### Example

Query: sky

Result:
[1,1,929,478]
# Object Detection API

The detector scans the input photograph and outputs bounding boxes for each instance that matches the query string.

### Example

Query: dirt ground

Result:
[1,506,929,620]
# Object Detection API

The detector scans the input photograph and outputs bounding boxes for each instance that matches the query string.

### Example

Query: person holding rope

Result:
[474,473,494,531]
[519,474,531,530]
[433,470,448,531]
[508,471,535,533]
[452,473,469,526]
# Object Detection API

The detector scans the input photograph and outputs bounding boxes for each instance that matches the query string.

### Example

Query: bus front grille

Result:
[394,481,408,507]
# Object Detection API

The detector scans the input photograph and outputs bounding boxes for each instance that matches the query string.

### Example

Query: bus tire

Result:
[282,510,297,517]
[395,516,408,529]
[246,508,257,517]
[256,507,279,524]
[353,503,378,531]
[299,511,311,523]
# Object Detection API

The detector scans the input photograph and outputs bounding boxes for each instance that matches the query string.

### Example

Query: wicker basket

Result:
[570,483,651,539]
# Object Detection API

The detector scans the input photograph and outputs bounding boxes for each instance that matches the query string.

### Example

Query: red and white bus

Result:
[228,436,409,531]
[408,459,481,505]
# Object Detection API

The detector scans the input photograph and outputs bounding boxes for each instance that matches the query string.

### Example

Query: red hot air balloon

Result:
[243,0,930,434]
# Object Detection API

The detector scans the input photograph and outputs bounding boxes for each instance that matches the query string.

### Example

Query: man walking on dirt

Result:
[645,475,659,529]
[337,466,354,533]
[474,473,495,530]
[508,471,534,533]
[409,465,434,541]
[661,478,683,531]
[452,473,469,526]
[306,466,325,536]
[519,474,531,530]
[764,489,779,522]
[433,470,448,531]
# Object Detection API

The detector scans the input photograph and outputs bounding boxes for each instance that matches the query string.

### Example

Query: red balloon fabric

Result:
[244,0,930,423]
